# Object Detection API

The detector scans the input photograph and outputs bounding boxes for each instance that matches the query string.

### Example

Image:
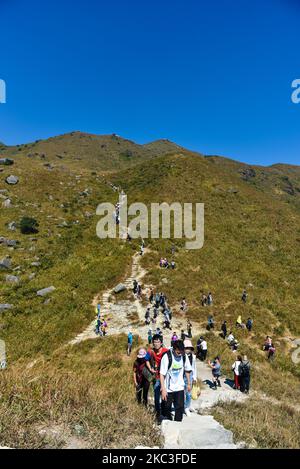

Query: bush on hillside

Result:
[20,217,39,234]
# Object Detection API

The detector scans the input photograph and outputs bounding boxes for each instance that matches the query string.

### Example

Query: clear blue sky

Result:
[0,0,299,166]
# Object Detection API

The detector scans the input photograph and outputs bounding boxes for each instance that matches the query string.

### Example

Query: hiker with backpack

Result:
[160,340,192,422]
[155,293,160,308]
[184,339,197,416]
[171,332,178,347]
[149,288,154,304]
[180,298,187,312]
[207,292,213,306]
[239,355,251,393]
[246,317,253,332]
[241,289,248,303]
[187,319,192,338]
[208,356,222,389]
[221,320,227,339]
[232,355,242,390]
[133,279,138,294]
[148,329,153,345]
[267,343,276,361]
[101,320,107,336]
[95,317,101,335]
[133,348,151,406]
[198,336,208,361]
[201,294,207,307]
[207,315,214,331]
[145,334,169,421]
[127,331,133,356]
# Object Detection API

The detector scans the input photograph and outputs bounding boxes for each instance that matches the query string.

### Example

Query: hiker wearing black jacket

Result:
[221,321,227,339]
[239,355,251,393]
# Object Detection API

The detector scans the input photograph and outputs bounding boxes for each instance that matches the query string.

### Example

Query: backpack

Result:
[165,349,186,371]
[239,362,250,377]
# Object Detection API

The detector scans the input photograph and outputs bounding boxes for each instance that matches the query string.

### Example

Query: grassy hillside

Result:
[0,133,299,448]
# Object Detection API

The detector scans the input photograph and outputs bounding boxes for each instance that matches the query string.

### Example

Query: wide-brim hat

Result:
[184,339,194,350]
[137,348,147,358]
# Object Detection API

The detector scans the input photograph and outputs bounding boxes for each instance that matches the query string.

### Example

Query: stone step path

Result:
[69,248,194,346]
[161,359,247,449]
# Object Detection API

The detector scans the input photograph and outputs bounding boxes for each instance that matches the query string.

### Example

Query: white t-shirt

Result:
[232,360,241,375]
[160,351,192,392]
[201,340,207,351]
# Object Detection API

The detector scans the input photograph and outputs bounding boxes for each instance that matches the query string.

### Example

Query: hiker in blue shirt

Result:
[127,331,133,356]
[246,318,253,332]
[208,356,221,390]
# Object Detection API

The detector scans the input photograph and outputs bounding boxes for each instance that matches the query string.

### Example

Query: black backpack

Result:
[239,362,250,377]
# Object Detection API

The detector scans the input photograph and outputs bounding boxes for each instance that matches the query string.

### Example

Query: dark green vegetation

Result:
[0,132,299,448]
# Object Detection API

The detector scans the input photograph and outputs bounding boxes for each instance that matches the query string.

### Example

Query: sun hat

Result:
[137,348,147,359]
[184,339,194,350]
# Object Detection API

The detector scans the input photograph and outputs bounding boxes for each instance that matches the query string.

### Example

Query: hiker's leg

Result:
[240,377,245,393]
[245,376,250,392]
[153,380,161,415]
[163,393,173,420]
[234,373,239,389]
[143,379,150,406]
[136,385,142,404]
[174,390,185,422]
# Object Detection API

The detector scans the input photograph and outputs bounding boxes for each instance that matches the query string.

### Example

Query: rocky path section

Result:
[161,360,247,449]
[69,248,191,345]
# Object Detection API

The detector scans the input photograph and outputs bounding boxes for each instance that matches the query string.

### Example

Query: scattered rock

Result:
[239,168,256,181]
[37,286,56,297]
[5,275,20,284]
[57,221,69,228]
[0,158,14,166]
[0,257,12,270]
[31,262,41,267]
[227,187,239,194]
[74,424,85,437]
[2,199,12,208]
[113,283,127,294]
[7,221,17,231]
[28,273,36,280]
[0,304,14,313]
[43,298,51,305]
[5,175,19,185]
[0,237,18,247]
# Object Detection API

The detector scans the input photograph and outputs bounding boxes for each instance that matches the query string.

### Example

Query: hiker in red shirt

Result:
[145,334,169,422]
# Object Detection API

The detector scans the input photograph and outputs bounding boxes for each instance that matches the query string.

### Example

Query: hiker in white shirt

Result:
[160,340,192,422]
[232,355,242,390]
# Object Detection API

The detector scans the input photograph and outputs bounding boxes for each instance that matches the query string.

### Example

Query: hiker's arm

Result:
[146,360,155,373]
[186,370,192,391]
[133,370,138,388]
[160,373,168,401]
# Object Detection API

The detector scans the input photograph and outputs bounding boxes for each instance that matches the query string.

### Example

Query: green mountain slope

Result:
[0,133,299,448]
